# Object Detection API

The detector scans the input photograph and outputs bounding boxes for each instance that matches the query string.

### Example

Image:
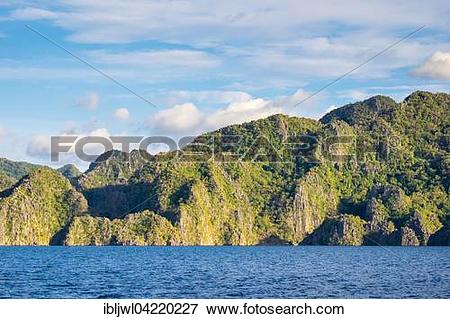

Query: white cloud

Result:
[75,92,99,110]
[152,103,205,134]
[89,50,219,69]
[9,1,448,45]
[0,126,5,139]
[412,51,450,80]
[5,1,449,92]
[206,98,281,130]
[0,63,204,83]
[62,121,78,135]
[26,127,112,162]
[4,2,448,87]
[26,135,51,159]
[148,89,316,136]
[11,7,57,19]
[0,66,97,80]
[89,128,110,137]
[324,105,338,114]
[338,89,372,101]
[114,108,130,120]
[239,34,441,80]
[166,90,252,106]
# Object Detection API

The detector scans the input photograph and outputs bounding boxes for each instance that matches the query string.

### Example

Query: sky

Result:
[0,0,449,169]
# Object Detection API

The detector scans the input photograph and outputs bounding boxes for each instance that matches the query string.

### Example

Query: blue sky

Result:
[0,0,449,169]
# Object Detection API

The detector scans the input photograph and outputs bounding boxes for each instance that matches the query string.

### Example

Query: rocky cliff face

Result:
[0,168,88,245]
[280,165,339,244]
[0,91,448,246]
[397,227,420,246]
[176,163,259,245]
[302,215,366,245]
[65,210,180,246]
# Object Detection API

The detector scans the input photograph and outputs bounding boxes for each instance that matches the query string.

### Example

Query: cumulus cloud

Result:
[148,89,315,136]
[412,51,450,80]
[26,135,52,159]
[74,92,99,110]
[206,98,281,130]
[114,108,130,121]
[152,103,205,134]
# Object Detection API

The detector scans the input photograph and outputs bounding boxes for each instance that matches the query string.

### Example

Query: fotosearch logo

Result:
[50,134,396,164]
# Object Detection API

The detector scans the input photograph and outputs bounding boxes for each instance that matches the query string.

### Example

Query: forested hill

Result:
[0,158,41,191]
[0,91,449,246]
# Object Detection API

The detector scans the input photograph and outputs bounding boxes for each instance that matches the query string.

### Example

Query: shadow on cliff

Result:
[81,183,154,219]
[49,223,71,245]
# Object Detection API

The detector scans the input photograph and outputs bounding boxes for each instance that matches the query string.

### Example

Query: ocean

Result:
[0,246,449,298]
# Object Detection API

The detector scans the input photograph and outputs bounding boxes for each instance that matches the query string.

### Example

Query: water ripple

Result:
[0,246,449,298]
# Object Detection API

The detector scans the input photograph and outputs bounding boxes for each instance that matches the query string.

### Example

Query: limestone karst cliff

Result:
[0,91,449,246]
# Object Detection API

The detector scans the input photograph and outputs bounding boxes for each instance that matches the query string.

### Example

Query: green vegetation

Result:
[1,91,449,246]
[0,171,16,192]
[64,215,113,246]
[0,168,88,245]
[65,210,180,246]
[57,164,82,180]
[0,157,41,180]
[302,214,367,246]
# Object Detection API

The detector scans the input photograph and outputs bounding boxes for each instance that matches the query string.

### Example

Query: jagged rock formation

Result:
[65,210,180,246]
[280,165,339,244]
[0,91,449,246]
[302,215,366,245]
[397,227,420,246]
[0,168,88,245]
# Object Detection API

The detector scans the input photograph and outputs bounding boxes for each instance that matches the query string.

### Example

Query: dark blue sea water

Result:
[0,246,449,298]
